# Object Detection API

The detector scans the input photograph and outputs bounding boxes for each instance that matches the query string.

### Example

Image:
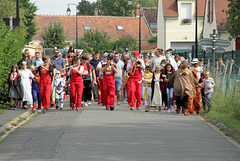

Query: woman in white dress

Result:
[151,65,165,112]
[19,62,34,109]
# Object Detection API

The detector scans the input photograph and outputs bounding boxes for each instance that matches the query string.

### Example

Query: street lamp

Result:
[66,3,78,49]
[139,0,142,54]
[195,0,198,58]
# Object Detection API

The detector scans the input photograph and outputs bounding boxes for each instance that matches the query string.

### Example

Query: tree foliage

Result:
[224,0,240,40]
[77,0,99,15]
[0,26,25,106]
[147,36,157,43]
[114,35,137,53]
[41,22,69,49]
[141,0,158,7]
[82,29,111,52]
[100,0,134,16]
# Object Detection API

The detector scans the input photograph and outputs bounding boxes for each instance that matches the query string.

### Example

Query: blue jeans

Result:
[32,88,41,104]
[115,78,122,92]
[167,87,174,108]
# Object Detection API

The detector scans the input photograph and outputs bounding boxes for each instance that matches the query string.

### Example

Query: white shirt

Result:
[168,57,178,70]
[68,65,84,75]
[190,66,203,81]
[151,55,165,71]
[126,58,145,72]
[203,77,214,94]
[19,69,34,79]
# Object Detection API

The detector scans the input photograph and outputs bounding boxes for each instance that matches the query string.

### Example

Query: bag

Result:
[82,63,92,81]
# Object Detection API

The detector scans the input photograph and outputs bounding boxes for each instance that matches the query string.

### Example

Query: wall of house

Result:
[219,31,236,51]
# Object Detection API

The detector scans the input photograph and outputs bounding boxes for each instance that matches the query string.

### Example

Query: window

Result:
[83,25,90,31]
[150,23,157,29]
[117,25,124,31]
[207,0,213,23]
[181,3,192,20]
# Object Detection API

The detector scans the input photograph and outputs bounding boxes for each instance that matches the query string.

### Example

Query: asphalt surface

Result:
[0,99,240,161]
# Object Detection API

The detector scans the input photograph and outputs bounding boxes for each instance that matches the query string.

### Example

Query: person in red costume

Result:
[101,53,118,111]
[68,57,84,111]
[37,55,53,113]
[126,52,145,110]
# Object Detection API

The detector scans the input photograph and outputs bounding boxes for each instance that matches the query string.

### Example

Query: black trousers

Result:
[176,95,189,110]
[83,80,92,102]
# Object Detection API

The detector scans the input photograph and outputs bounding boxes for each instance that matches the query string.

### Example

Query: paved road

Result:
[0,100,240,161]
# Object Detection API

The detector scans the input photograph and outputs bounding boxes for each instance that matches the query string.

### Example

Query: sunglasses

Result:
[54,52,59,54]
[108,59,112,60]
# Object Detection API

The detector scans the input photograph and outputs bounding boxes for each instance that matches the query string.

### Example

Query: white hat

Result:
[191,58,199,64]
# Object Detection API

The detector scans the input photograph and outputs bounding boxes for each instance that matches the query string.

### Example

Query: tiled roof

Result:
[142,7,158,24]
[33,15,153,41]
[162,0,205,17]
[214,0,228,30]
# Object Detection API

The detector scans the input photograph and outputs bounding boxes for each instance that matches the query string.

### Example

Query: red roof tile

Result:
[214,0,228,30]
[33,15,153,41]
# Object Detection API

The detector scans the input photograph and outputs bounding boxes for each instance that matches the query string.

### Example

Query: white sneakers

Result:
[88,101,91,105]
[83,102,88,107]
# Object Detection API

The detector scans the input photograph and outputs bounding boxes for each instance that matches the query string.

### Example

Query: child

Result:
[165,64,175,112]
[199,73,206,110]
[151,65,165,112]
[19,62,34,109]
[142,66,153,112]
[8,65,22,110]
[54,70,65,110]
[31,67,42,113]
[202,70,215,111]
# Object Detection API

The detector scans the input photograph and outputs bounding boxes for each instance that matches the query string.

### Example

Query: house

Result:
[32,15,154,51]
[142,7,158,35]
[157,0,205,50]
[202,0,239,51]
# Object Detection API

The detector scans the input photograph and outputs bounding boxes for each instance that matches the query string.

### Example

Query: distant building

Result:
[157,0,205,50]
[32,15,155,51]
[202,0,239,51]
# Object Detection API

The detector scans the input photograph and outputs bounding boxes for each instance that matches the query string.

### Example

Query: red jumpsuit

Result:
[39,65,52,110]
[103,65,115,108]
[70,66,83,108]
[99,78,105,104]
[125,80,131,106]
[129,65,142,108]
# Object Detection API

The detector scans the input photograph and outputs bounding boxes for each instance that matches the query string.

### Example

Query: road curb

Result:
[196,114,240,150]
[0,110,38,143]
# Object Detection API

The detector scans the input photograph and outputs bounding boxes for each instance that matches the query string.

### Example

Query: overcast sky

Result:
[30,0,97,15]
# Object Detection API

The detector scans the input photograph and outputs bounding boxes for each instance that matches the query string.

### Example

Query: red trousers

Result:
[129,78,142,108]
[70,81,83,107]
[103,78,115,108]
[100,78,105,104]
[39,82,52,109]
[125,80,131,106]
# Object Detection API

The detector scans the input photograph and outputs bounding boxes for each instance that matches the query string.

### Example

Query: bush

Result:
[0,26,25,108]
[147,36,157,43]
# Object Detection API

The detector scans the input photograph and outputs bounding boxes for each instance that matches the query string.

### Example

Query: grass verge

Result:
[0,109,4,114]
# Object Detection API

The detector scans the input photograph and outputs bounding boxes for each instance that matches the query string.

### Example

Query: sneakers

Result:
[84,102,88,107]
[106,107,110,110]
[110,107,114,111]
[176,108,180,114]
[130,107,134,110]
[88,101,91,105]
[60,107,63,110]
[171,106,175,112]
[136,107,141,110]
[168,108,171,112]
[76,107,80,111]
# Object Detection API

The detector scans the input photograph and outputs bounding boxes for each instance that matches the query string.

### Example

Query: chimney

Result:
[94,7,99,16]
[135,3,140,17]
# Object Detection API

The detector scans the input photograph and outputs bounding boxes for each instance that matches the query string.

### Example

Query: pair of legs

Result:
[115,78,122,105]
[10,98,18,109]
[176,95,189,115]
[167,88,174,111]
[129,79,142,109]
[70,81,83,109]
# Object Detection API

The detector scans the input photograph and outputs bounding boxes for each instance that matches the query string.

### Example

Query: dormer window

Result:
[207,0,213,23]
[84,25,90,31]
[117,25,124,31]
[181,3,192,23]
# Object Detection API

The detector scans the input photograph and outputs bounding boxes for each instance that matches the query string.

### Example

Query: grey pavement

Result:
[0,108,27,127]
[0,99,240,161]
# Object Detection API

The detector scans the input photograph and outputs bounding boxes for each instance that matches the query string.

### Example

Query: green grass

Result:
[0,131,6,137]
[0,109,4,114]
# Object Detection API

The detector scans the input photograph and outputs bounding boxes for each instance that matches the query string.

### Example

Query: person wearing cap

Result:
[96,52,108,105]
[54,70,65,110]
[126,51,145,110]
[190,58,203,81]
[101,53,118,111]
[68,57,84,111]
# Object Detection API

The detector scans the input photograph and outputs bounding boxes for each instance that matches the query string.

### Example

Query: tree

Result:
[41,22,69,49]
[19,0,38,43]
[141,0,158,7]
[100,0,134,16]
[77,0,99,15]
[0,26,25,106]
[224,0,240,41]
[114,35,137,53]
[82,29,111,52]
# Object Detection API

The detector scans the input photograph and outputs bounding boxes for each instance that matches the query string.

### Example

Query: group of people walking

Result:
[8,47,215,116]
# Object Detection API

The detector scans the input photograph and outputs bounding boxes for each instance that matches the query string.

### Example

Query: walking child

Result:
[54,70,65,110]
[8,65,22,110]
[142,66,153,112]
[165,64,175,112]
[31,68,42,112]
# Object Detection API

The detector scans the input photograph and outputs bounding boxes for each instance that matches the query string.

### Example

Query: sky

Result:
[30,0,97,15]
